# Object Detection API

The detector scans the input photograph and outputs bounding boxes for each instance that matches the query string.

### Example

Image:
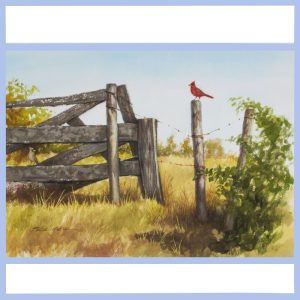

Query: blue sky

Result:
[6,51,294,153]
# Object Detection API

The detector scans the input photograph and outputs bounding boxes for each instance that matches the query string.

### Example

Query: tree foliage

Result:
[158,134,178,156]
[6,79,51,163]
[180,136,193,156]
[6,79,51,127]
[119,143,133,156]
[206,97,294,253]
[158,135,225,159]
[205,138,224,159]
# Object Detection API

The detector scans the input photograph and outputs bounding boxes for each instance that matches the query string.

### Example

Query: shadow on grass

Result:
[134,227,218,256]
[7,178,141,205]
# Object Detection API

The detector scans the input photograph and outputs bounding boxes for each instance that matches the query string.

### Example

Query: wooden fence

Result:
[6,84,164,204]
[191,100,254,224]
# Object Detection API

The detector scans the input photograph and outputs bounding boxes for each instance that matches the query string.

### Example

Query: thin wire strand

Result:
[106,104,244,140]
[107,100,251,169]
[158,160,204,168]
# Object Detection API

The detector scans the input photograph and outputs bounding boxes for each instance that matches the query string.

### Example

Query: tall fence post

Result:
[116,85,145,195]
[138,118,164,204]
[106,83,120,204]
[237,108,254,169]
[191,100,207,223]
[225,108,254,230]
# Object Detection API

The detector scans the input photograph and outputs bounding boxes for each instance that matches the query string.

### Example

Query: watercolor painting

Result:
[6,51,294,257]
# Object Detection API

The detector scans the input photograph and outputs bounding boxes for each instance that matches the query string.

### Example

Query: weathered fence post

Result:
[237,109,254,169]
[116,85,137,124]
[116,85,144,194]
[106,83,120,204]
[225,108,254,230]
[7,85,164,204]
[191,100,207,223]
[138,118,164,203]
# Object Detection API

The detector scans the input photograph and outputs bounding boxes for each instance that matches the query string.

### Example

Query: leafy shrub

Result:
[206,97,294,253]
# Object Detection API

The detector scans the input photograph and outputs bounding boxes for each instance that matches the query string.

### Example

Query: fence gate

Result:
[6,84,164,204]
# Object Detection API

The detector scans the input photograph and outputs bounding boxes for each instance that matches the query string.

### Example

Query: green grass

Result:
[6,155,294,257]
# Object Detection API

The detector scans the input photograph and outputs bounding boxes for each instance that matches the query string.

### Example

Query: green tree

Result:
[166,135,178,155]
[206,97,294,253]
[6,79,51,163]
[180,136,193,156]
[205,138,225,159]
[6,79,51,127]
[158,134,178,156]
[157,141,166,157]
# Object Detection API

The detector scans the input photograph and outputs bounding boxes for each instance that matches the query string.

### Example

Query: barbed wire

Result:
[158,159,204,168]
[106,102,243,140]
[106,97,257,170]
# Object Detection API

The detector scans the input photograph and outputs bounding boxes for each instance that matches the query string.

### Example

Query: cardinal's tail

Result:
[204,94,214,99]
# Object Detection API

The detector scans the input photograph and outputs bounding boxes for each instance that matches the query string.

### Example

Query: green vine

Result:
[206,97,294,253]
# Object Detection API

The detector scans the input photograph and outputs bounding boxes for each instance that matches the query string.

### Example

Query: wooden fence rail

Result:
[7,124,137,144]
[7,159,140,183]
[6,84,164,204]
[39,143,120,166]
[6,89,106,108]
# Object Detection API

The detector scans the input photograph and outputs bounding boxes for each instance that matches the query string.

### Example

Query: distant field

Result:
[6,154,294,257]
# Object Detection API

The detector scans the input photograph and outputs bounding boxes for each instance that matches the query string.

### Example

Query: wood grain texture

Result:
[116,85,138,155]
[40,141,126,166]
[6,102,99,154]
[7,159,140,183]
[191,100,207,223]
[106,83,120,204]
[40,115,88,192]
[117,85,137,123]
[31,112,87,191]
[41,102,98,126]
[137,118,164,204]
[6,89,106,108]
[40,143,104,166]
[116,85,142,193]
[67,117,86,126]
[7,124,137,144]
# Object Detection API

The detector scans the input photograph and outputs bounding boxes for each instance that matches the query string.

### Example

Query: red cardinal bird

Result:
[189,81,213,100]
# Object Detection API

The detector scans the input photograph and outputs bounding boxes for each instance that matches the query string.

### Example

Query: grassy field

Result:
[6,154,294,257]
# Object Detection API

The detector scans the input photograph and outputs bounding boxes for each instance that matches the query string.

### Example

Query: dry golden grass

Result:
[6,154,294,257]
